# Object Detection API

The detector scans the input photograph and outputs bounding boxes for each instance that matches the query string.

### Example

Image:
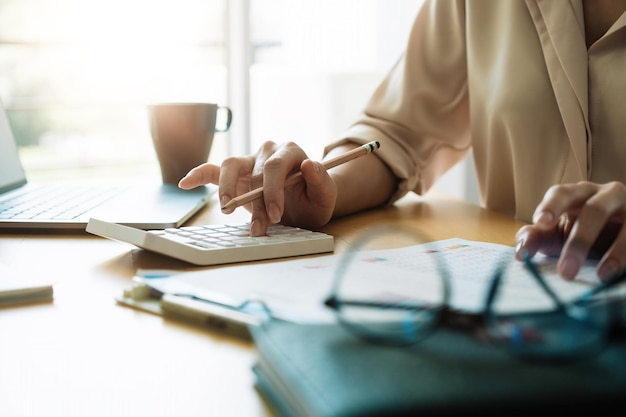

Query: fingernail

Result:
[220,195,231,211]
[559,256,579,280]
[515,238,527,259]
[532,210,554,226]
[598,259,618,281]
[268,203,282,224]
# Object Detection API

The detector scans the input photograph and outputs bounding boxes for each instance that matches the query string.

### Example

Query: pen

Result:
[221,140,381,211]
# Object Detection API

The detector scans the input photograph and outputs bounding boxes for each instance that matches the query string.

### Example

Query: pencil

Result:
[221,140,381,211]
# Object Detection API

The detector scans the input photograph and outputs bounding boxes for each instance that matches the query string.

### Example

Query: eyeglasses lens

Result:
[485,256,612,360]
[332,228,448,345]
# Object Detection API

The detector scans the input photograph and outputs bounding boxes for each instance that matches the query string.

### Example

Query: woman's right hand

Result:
[178,141,338,236]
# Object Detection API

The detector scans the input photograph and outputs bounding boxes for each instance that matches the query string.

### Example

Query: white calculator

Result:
[86,218,334,266]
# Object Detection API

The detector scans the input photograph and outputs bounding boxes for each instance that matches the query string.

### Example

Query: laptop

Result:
[0,99,214,230]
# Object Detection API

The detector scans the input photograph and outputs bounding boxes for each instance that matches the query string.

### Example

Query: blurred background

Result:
[0,0,477,201]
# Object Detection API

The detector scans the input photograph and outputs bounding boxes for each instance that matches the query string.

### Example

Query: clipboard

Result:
[115,252,341,338]
[116,280,268,339]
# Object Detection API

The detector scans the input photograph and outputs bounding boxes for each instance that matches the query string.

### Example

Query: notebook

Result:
[251,320,626,417]
[0,98,213,230]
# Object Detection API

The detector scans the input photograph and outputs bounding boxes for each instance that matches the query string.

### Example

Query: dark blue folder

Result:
[251,320,626,417]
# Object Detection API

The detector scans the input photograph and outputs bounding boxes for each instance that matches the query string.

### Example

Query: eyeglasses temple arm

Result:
[521,254,568,312]
[485,254,567,312]
[324,296,439,312]
[576,267,626,303]
[485,267,502,310]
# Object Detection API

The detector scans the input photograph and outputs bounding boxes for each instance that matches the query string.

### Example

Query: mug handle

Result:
[216,106,233,132]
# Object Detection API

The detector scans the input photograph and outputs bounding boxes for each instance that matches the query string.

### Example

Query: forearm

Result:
[324,144,397,218]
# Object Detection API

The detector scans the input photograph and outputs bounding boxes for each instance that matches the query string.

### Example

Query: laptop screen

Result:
[0,99,27,193]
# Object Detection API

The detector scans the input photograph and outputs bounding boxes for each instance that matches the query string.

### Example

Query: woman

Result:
[180,0,626,281]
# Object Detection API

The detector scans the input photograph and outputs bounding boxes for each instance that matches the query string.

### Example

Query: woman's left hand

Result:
[515,181,626,281]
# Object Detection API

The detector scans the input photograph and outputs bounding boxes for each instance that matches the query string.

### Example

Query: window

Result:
[0,0,228,179]
[2,1,446,190]
[247,0,422,158]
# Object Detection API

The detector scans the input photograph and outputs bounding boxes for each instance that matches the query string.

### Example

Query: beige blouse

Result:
[328,0,626,223]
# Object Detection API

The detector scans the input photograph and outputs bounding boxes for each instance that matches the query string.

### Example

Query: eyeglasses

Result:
[323,226,626,364]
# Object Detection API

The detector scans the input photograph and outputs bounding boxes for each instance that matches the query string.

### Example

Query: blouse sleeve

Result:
[325,0,471,205]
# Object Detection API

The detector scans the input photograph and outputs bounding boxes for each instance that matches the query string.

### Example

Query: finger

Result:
[178,163,220,189]
[532,182,597,229]
[256,142,309,225]
[247,141,288,236]
[515,225,541,260]
[597,224,626,280]
[300,159,335,204]
[515,224,564,261]
[218,155,257,214]
[560,182,626,279]
[281,159,337,228]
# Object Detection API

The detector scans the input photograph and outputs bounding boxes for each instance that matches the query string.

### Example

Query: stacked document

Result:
[116,238,625,339]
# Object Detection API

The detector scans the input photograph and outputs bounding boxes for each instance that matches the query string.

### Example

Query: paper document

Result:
[131,238,623,323]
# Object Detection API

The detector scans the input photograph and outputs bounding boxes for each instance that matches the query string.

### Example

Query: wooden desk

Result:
[0,192,525,417]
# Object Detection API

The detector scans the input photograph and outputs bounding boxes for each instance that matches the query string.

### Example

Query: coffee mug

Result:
[148,103,232,184]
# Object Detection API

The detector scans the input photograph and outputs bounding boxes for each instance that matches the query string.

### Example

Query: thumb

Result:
[300,160,337,209]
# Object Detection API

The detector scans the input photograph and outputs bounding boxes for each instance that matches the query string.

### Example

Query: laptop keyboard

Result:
[0,184,124,220]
